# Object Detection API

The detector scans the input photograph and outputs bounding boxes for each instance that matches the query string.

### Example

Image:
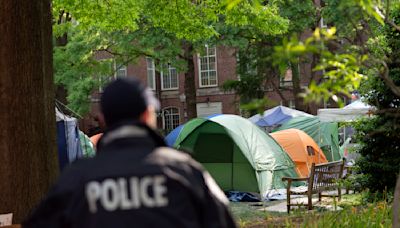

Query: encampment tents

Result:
[167,114,298,198]
[270,129,328,177]
[274,116,340,162]
[249,105,313,128]
[317,100,373,122]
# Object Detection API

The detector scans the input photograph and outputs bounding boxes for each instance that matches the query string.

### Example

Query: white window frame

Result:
[280,68,293,88]
[161,64,179,90]
[288,100,295,109]
[114,61,127,78]
[146,57,156,90]
[99,60,118,92]
[320,17,327,28]
[162,107,180,132]
[198,46,218,88]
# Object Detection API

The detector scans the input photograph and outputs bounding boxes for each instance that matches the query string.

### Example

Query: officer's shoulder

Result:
[149,147,202,168]
[150,147,190,161]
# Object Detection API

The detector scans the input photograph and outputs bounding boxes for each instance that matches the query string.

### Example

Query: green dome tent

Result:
[173,114,298,198]
[274,116,341,162]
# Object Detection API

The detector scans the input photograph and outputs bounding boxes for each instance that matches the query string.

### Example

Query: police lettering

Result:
[86,175,168,213]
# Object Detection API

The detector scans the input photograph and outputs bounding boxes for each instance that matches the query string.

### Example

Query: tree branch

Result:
[384,0,400,32]
[378,60,400,98]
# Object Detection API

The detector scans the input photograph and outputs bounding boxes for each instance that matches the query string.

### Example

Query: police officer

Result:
[24,77,237,228]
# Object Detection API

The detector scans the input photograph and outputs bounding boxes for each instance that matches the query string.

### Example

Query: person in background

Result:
[24,77,236,228]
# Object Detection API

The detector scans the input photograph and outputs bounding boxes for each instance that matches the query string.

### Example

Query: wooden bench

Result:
[282,159,345,213]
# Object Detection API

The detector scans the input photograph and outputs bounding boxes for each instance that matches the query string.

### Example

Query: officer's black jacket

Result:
[24,122,236,228]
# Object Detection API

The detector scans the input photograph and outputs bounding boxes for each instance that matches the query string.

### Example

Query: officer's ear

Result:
[140,106,157,129]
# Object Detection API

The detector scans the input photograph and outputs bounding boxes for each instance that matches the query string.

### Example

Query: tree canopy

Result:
[52,0,289,115]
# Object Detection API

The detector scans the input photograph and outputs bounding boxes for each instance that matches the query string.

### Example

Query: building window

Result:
[146,57,156,90]
[115,62,127,78]
[280,100,295,109]
[320,17,327,28]
[280,68,293,87]
[199,46,217,87]
[161,64,178,90]
[163,107,180,133]
[288,100,295,109]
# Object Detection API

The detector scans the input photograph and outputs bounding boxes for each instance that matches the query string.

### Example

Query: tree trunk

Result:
[183,42,197,119]
[0,0,58,223]
[291,61,305,111]
[155,59,163,128]
[55,11,71,107]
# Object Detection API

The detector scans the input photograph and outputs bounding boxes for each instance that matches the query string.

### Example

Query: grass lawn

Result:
[229,193,393,227]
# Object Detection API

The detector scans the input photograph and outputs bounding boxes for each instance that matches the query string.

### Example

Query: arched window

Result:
[163,107,180,133]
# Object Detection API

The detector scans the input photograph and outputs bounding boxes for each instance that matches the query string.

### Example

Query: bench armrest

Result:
[282,177,309,182]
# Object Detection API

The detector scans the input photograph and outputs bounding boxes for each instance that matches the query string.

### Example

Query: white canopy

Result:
[317,100,373,122]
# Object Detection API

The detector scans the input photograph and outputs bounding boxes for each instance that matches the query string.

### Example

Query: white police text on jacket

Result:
[86,175,168,213]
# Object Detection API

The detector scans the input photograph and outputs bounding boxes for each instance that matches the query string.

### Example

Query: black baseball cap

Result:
[100,77,160,126]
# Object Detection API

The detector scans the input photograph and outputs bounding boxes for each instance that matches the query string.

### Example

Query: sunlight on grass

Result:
[231,193,393,227]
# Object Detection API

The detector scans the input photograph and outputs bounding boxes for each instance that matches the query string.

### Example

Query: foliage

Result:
[230,193,391,227]
[221,0,316,112]
[284,201,392,228]
[273,27,367,106]
[53,0,290,115]
[352,3,400,195]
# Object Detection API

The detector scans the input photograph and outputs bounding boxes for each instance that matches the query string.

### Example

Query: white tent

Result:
[317,100,373,122]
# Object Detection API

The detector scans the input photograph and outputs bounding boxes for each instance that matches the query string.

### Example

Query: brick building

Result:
[83,41,342,135]
[84,46,240,135]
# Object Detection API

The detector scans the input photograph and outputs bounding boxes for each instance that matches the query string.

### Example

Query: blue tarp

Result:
[165,124,184,147]
[226,191,260,202]
[248,106,313,127]
[56,108,83,170]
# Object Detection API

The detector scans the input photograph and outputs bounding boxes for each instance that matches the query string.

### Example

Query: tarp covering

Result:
[165,124,184,146]
[317,100,373,122]
[79,131,95,157]
[271,129,328,177]
[249,105,313,127]
[56,108,83,170]
[274,116,340,162]
[170,114,298,198]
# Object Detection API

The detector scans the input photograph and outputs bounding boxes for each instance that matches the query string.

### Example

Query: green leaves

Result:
[273,27,367,106]
[223,2,289,36]
[52,0,292,115]
[355,0,385,25]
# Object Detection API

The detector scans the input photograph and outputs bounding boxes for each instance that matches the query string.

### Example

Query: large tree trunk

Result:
[55,11,71,106]
[183,41,197,119]
[0,0,58,223]
[291,61,305,111]
[155,59,163,128]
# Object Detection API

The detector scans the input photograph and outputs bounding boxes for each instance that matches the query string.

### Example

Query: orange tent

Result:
[270,129,328,177]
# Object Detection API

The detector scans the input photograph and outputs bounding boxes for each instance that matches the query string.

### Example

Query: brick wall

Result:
[82,46,240,133]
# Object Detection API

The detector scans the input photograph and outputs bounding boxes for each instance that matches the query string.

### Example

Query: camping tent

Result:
[165,114,221,146]
[317,100,373,122]
[249,105,313,127]
[168,114,298,198]
[274,116,340,162]
[270,129,328,177]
